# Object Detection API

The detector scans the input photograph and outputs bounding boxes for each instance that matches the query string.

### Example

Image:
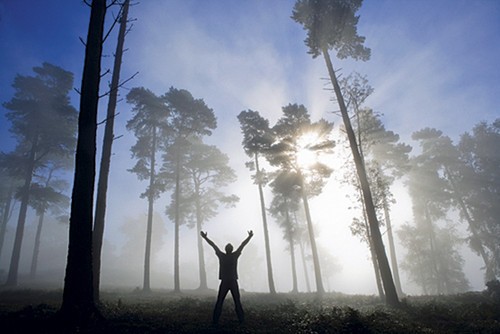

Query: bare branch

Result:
[102,1,124,43]
[98,71,139,98]
[83,0,92,7]
[98,112,121,126]
[100,69,111,78]
[79,36,86,47]
[113,134,124,141]
[74,88,81,95]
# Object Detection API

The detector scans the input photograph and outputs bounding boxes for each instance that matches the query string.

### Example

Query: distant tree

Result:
[162,87,216,292]
[2,62,77,287]
[165,137,238,290]
[93,0,130,301]
[399,129,470,294]
[28,160,70,279]
[267,103,335,294]
[126,87,170,292]
[59,0,106,325]
[346,100,411,298]
[268,171,302,293]
[237,109,276,294]
[457,120,500,281]
[292,0,400,307]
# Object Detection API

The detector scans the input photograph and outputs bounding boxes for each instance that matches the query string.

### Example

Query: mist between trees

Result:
[0,1,499,322]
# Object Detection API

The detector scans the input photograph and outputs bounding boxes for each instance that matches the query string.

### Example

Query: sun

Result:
[295,132,321,170]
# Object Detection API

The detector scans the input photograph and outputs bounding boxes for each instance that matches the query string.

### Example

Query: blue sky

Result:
[1,0,499,293]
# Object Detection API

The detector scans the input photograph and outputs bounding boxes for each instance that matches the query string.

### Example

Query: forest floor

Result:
[0,288,499,333]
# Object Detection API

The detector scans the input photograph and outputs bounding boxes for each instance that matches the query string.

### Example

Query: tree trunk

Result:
[285,203,298,293]
[424,206,443,294]
[30,210,45,279]
[299,238,311,293]
[254,153,276,294]
[322,48,399,307]
[59,0,106,326]
[0,183,14,260]
[93,0,130,302]
[174,155,181,293]
[382,193,404,296]
[195,182,207,290]
[143,126,156,293]
[5,135,38,287]
[300,178,324,294]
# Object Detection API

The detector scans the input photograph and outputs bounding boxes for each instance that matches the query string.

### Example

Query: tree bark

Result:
[255,153,276,294]
[60,0,106,326]
[93,0,130,302]
[322,48,399,307]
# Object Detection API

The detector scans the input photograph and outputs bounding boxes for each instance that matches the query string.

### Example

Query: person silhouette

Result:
[200,230,254,325]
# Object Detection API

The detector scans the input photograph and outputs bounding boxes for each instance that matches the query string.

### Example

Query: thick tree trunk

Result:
[59,0,106,326]
[143,127,156,292]
[30,211,45,279]
[254,153,276,294]
[93,0,130,302]
[322,48,399,307]
[6,136,37,287]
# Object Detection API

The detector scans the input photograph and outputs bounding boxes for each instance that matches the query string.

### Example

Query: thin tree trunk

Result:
[60,0,106,325]
[300,178,324,294]
[382,194,404,296]
[93,0,130,302]
[6,135,38,287]
[424,206,443,294]
[30,210,45,279]
[143,126,156,292]
[285,202,298,293]
[322,48,399,307]
[254,153,276,294]
[174,154,181,293]
[299,238,311,293]
[0,184,14,260]
[195,180,207,290]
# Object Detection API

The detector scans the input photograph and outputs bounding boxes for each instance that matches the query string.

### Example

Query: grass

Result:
[0,289,499,333]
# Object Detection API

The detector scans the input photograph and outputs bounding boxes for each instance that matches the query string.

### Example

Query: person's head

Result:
[225,243,233,254]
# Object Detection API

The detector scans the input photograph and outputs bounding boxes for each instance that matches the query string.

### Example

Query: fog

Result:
[0,0,499,297]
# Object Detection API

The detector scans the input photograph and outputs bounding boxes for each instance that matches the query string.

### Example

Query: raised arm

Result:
[200,231,221,253]
[236,230,254,253]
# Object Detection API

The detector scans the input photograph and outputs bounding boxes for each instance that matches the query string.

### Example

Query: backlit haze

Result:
[0,0,499,295]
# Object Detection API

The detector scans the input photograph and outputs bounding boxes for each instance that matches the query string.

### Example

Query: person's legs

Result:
[229,280,244,323]
[213,281,229,325]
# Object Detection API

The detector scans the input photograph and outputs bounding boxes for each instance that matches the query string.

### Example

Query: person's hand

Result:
[200,231,207,238]
[248,230,253,238]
